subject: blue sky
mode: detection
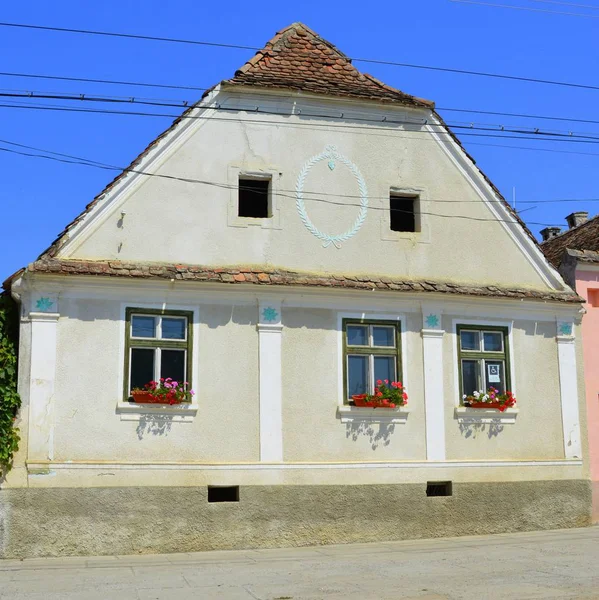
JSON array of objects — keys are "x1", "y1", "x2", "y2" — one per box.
[{"x1": 1, "y1": 0, "x2": 598, "y2": 278}]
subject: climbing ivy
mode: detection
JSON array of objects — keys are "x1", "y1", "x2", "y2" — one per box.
[{"x1": 0, "y1": 293, "x2": 21, "y2": 473}]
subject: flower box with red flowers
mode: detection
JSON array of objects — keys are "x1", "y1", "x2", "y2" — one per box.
[
  {"x1": 130, "y1": 379, "x2": 195, "y2": 405},
  {"x1": 351, "y1": 380, "x2": 408, "y2": 409},
  {"x1": 462, "y1": 388, "x2": 516, "y2": 413}
]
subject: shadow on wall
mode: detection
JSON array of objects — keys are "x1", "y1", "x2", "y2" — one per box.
[
  {"x1": 136, "y1": 414, "x2": 175, "y2": 439},
  {"x1": 459, "y1": 421, "x2": 504, "y2": 439},
  {"x1": 346, "y1": 421, "x2": 396, "y2": 450}
]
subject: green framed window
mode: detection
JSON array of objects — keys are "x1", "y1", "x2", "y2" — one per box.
[
  {"x1": 124, "y1": 308, "x2": 193, "y2": 400},
  {"x1": 457, "y1": 325, "x2": 510, "y2": 397},
  {"x1": 343, "y1": 319, "x2": 402, "y2": 403}
]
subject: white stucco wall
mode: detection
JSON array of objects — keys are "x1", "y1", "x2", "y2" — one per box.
[
  {"x1": 5, "y1": 277, "x2": 585, "y2": 491},
  {"x1": 51, "y1": 297, "x2": 260, "y2": 463},
  {"x1": 63, "y1": 90, "x2": 559, "y2": 292}
]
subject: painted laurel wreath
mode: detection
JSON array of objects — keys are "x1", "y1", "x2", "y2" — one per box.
[{"x1": 295, "y1": 145, "x2": 369, "y2": 248}]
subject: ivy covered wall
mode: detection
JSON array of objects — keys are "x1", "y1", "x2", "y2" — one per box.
[{"x1": 0, "y1": 293, "x2": 21, "y2": 473}]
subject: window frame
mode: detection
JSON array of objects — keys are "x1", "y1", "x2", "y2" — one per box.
[
  {"x1": 342, "y1": 318, "x2": 402, "y2": 404},
  {"x1": 389, "y1": 193, "x2": 419, "y2": 233},
  {"x1": 124, "y1": 307, "x2": 193, "y2": 401},
  {"x1": 456, "y1": 324, "x2": 511, "y2": 399},
  {"x1": 237, "y1": 175, "x2": 272, "y2": 219}
]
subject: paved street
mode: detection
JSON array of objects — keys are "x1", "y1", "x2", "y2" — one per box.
[{"x1": 1, "y1": 527, "x2": 598, "y2": 599}]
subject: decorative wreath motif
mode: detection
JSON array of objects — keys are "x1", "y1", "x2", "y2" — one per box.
[{"x1": 295, "y1": 145, "x2": 369, "y2": 248}]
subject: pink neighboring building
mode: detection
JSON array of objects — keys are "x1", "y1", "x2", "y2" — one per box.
[{"x1": 542, "y1": 212, "x2": 599, "y2": 522}]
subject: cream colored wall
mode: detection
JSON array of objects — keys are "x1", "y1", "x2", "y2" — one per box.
[
  {"x1": 281, "y1": 308, "x2": 426, "y2": 461},
  {"x1": 8, "y1": 278, "x2": 588, "y2": 487},
  {"x1": 443, "y1": 316, "x2": 565, "y2": 461},
  {"x1": 52, "y1": 297, "x2": 260, "y2": 463},
  {"x1": 66, "y1": 91, "x2": 556, "y2": 291}
]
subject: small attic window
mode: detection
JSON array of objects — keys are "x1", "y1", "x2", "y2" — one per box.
[
  {"x1": 390, "y1": 194, "x2": 418, "y2": 233},
  {"x1": 238, "y1": 177, "x2": 270, "y2": 218}
]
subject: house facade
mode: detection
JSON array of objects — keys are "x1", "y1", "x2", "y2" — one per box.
[
  {"x1": 541, "y1": 213, "x2": 599, "y2": 523},
  {"x1": 0, "y1": 23, "x2": 591, "y2": 558}
]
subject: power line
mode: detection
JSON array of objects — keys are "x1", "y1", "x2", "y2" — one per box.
[
  {"x1": 2, "y1": 97, "x2": 599, "y2": 149},
  {"x1": 531, "y1": 0, "x2": 599, "y2": 10},
  {"x1": 0, "y1": 71, "x2": 208, "y2": 92},
  {"x1": 2, "y1": 21, "x2": 599, "y2": 92},
  {"x1": 4, "y1": 89, "x2": 599, "y2": 141},
  {"x1": 2, "y1": 71, "x2": 599, "y2": 127},
  {"x1": 3, "y1": 136, "x2": 596, "y2": 223},
  {"x1": 450, "y1": 0, "x2": 599, "y2": 18},
  {"x1": 4, "y1": 90, "x2": 599, "y2": 142},
  {"x1": 1, "y1": 136, "x2": 589, "y2": 204},
  {"x1": 0, "y1": 142, "x2": 565, "y2": 227}
]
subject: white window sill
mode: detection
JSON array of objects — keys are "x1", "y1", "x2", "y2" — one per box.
[
  {"x1": 116, "y1": 401, "x2": 199, "y2": 423},
  {"x1": 454, "y1": 406, "x2": 519, "y2": 424},
  {"x1": 337, "y1": 405, "x2": 410, "y2": 424}
]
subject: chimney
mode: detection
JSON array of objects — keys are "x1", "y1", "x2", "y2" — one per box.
[
  {"x1": 540, "y1": 226, "x2": 561, "y2": 242},
  {"x1": 566, "y1": 211, "x2": 588, "y2": 229}
]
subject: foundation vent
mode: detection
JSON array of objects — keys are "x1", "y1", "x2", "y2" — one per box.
[
  {"x1": 426, "y1": 481, "x2": 453, "y2": 497},
  {"x1": 208, "y1": 486, "x2": 240, "y2": 503}
]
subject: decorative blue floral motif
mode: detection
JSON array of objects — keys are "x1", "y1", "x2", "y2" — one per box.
[
  {"x1": 559, "y1": 322, "x2": 573, "y2": 336},
  {"x1": 35, "y1": 297, "x2": 54, "y2": 312},
  {"x1": 425, "y1": 314, "x2": 439, "y2": 328},
  {"x1": 262, "y1": 307, "x2": 279, "y2": 323},
  {"x1": 328, "y1": 160, "x2": 336, "y2": 171}
]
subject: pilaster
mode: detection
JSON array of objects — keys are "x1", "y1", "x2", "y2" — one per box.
[
  {"x1": 421, "y1": 307, "x2": 446, "y2": 461},
  {"x1": 556, "y1": 320, "x2": 582, "y2": 459},
  {"x1": 257, "y1": 300, "x2": 283, "y2": 462},
  {"x1": 27, "y1": 293, "x2": 59, "y2": 462}
]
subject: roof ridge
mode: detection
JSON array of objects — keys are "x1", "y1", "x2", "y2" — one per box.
[{"x1": 227, "y1": 22, "x2": 433, "y2": 108}]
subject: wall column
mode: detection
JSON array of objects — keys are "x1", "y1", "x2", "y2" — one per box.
[
  {"x1": 27, "y1": 294, "x2": 59, "y2": 462},
  {"x1": 258, "y1": 300, "x2": 283, "y2": 462},
  {"x1": 421, "y1": 308, "x2": 446, "y2": 461},
  {"x1": 556, "y1": 320, "x2": 582, "y2": 459}
]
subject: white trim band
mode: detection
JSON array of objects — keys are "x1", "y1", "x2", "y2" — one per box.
[{"x1": 27, "y1": 459, "x2": 583, "y2": 471}]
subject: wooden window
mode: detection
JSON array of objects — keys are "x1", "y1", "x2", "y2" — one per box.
[
  {"x1": 587, "y1": 289, "x2": 599, "y2": 308},
  {"x1": 343, "y1": 319, "x2": 402, "y2": 404},
  {"x1": 238, "y1": 177, "x2": 270, "y2": 218},
  {"x1": 457, "y1": 325, "x2": 510, "y2": 397},
  {"x1": 390, "y1": 194, "x2": 417, "y2": 232},
  {"x1": 124, "y1": 308, "x2": 193, "y2": 400}
]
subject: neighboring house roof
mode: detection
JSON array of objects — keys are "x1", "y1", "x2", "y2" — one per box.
[
  {"x1": 226, "y1": 23, "x2": 434, "y2": 107},
  {"x1": 23, "y1": 259, "x2": 581, "y2": 303},
  {"x1": 3, "y1": 22, "x2": 549, "y2": 288},
  {"x1": 541, "y1": 215, "x2": 599, "y2": 267}
]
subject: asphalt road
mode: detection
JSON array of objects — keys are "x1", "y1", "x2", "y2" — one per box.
[{"x1": 1, "y1": 526, "x2": 598, "y2": 599}]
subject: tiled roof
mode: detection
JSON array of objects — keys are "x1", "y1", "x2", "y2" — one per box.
[
  {"x1": 226, "y1": 22, "x2": 434, "y2": 108},
  {"x1": 541, "y1": 214, "x2": 599, "y2": 267},
  {"x1": 23, "y1": 259, "x2": 581, "y2": 303}
]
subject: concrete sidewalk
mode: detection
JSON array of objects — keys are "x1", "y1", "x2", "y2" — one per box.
[{"x1": 1, "y1": 527, "x2": 598, "y2": 599}]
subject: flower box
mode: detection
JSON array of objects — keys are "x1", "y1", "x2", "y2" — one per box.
[
  {"x1": 131, "y1": 391, "x2": 181, "y2": 405},
  {"x1": 463, "y1": 388, "x2": 516, "y2": 413},
  {"x1": 467, "y1": 402, "x2": 502, "y2": 409},
  {"x1": 130, "y1": 379, "x2": 194, "y2": 405},
  {"x1": 352, "y1": 394, "x2": 397, "y2": 408}
]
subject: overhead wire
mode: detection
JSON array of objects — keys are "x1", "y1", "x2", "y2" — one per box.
[
  {"x1": 3, "y1": 89, "x2": 599, "y2": 142},
  {"x1": 450, "y1": 0, "x2": 599, "y2": 18},
  {"x1": 2, "y1": 21, "x2": 599, "y2": 92},
  {"x1": 0, "y1": 138, "x2": 584, "y2": 227},
  {"x1": 1, "y1": 72, "x2": 598, "y2": 127},
  {"x1": 2, "y1": 97, "x2": 599, "y2": 148}
]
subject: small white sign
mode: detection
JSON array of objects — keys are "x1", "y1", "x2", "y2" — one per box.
[{"x1": 488, "y1": 364, "x2": 500, "y2": 383}]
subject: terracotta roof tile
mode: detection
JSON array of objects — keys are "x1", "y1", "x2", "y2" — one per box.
[
  {"x1": 24, "y1": 259, "x2": 581, "y2": 303},
  {"x1": 541, "y1": 214, "x2": 599, "y2": 267},
  {"x1": 226, "y1": 22, "x2": 434, "y2": 108}
]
